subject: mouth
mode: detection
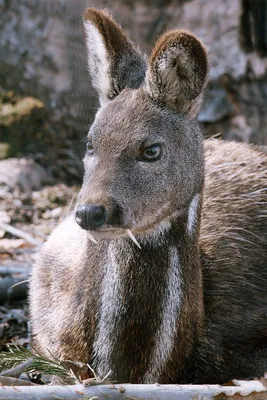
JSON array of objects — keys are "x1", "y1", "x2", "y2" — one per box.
[
  {"x1": 88, "y1": 227, "x2": 128, "y2": 239},
  {"x1": 86, "y1": 227, "x2": 142, "y2": 248},
  {"x1": 85, "y1": 209, "x2": 183, "y2": 248}
]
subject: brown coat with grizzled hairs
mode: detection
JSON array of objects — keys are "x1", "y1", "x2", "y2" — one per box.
[{"x1": 30, "y1": 8, "x2": 267, "y2": 384}]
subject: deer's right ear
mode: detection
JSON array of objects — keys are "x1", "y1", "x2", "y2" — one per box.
[
  {"x1": 146, "y1": 30, "x2": 208, "y2": 118},
  {"x1": 83, "y1": 8, "x2": 146, "y2": 105}
]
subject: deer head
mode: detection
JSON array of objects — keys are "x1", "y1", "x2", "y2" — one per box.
[{"x1": 75, "y1": 8, "x2": 208, "y2": 241}]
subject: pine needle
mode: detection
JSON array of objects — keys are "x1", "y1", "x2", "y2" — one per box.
[{"x1": 0, "y1": 343, "x2": 75, "y2": 382}]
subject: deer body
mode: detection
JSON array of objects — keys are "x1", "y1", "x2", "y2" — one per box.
[{"x1": 30, "y1": 9, "x2": 267, "y2": 384}]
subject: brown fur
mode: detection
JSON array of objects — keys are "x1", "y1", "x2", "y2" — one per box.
[
  {"x1": 84, "y1": 8, "x2": 131, "y2": 56},
  {"x1": 83, "y1": 8, "x2": 146, "y2": 103},
  {"x1": 30, "y1": 9, "x2": 267, "y2": 384},
  {"x1": 147, "y1": 29, "x2": 208, "y2": 117}
]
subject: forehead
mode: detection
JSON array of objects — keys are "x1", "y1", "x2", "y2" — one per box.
[{"x1": 90, "y1": 88, "x2": 181, "y2": 148}]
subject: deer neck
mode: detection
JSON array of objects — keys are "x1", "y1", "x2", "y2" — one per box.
[{"x1": 92, "y1": 193, "x2": 204, "y2": 383}]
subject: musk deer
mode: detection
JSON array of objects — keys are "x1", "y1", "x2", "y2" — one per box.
[{"x1": 30, "y1": 8, "x2": 267, "y2": 384}]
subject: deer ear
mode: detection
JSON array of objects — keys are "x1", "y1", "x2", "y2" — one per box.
[
  {"x1": 83, "y1": 8, "x2": 146, "y2": 105},
  {"x1": 146, "y1": 30, "x2": 208, "y2": 118}
]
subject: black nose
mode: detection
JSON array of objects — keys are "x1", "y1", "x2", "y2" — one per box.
[{"x1": 75, "y1": 204, "x2": 107, "y2": 231}]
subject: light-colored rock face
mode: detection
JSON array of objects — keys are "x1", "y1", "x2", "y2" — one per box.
[
  {"x1": 0, "y1": 158, "x2": 47, "y2": 196},
  {"x1": 178, "y1": 1, "x2": 247, "y2": 80},
  {"x1": 175, "y1": 0, "x2": 267, "y2": 80}
]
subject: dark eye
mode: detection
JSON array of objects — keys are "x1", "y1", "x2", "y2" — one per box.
[
  {"x1": 86, "y1": 137, "x2": 94, "y2": 156},
  {"x1": 139, "y1": 143, "x2": 162, "y2": 162}
]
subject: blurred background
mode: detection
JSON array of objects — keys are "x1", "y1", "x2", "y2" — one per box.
[
  {"x1": 0, "y1": 0, "x2": 267, "y2": 347},
  {"x1": 1, "y1": 0, "x2": 267, "y2": 182}
]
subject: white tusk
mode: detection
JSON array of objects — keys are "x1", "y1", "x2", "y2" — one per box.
[
  {"x1": 88, "y1": 232, "x2": 98, "y2": 244},
  {"x1": 126, "y1": 229, "x2": 141, "y2": 249}
]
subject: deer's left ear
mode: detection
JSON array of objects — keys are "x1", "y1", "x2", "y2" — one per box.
[
  {"x1": 146, "y1": 30, "x2": 208, "y2": 118},
  {"x1": 83, "y1": 8, "x2": 146, "y2": 105}
]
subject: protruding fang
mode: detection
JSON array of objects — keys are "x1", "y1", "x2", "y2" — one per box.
[
  {"x1": 126, "y1": 229, "x2": 141, "y2": 249},
  {"x1": 88, "y1": 232, "x2": 98, "y2": 244}
]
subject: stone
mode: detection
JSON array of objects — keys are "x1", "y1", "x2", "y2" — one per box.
[{"x1": 0, "y1": 158, "x2": 48, "y2": 196}]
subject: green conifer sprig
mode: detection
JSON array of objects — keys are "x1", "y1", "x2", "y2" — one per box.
[{"x1": 0, "y1": 343, "x2": 74, "y2": 381}]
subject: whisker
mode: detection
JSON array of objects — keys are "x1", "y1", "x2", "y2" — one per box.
[
  {"x1": 67, "y1": 194, "x2": 76, "y2": 217},
  {"x1": 11, "y1": 279, "x2": 29, "y2": 288}
]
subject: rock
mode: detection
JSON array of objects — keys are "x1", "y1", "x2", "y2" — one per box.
[
  {"x1": 0, "y1": 211, "x2": 10, "y2": 238},
  {"x1": 198, "y1": 87, "x2": 233, "y2": 124},
  {"x1": 0, "y1": 158, "x2": 48, "y2": 196}
]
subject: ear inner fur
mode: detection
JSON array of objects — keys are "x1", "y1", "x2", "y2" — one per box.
[
  {"x1": 146, "y1": 30, "x2": 208, "y2": 117},
  {"x1": 84, "y1": 9, "x2": 132, "y2": 58},
  {"x1": 83, "y1": 8, "x2": 146, "y2": 102}
]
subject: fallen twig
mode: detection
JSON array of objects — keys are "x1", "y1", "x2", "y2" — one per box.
[
  {"x1": 0, "y1": 359, "x2": 34, "y2": 378},
  {"x1": 0, "y1": 222, "x2": 42, "y2": 247},
  {"x1": 0, "y1": 376, "x2": 35, "y2": 387},
  {"x1": 10, "y1": 248, "x2": 37, "y2": 255},
  {"x1": 1, "y1": 380, "x2": 267, "y2": 400}
]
